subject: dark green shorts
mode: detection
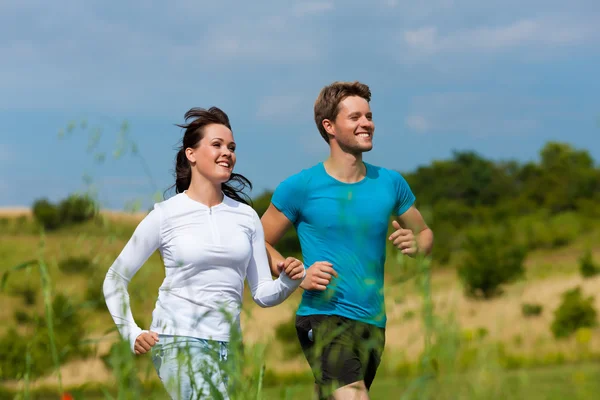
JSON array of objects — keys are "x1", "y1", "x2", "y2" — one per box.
[{"x1": 296, "y1": 314, "x2": 385, "y2": 399}]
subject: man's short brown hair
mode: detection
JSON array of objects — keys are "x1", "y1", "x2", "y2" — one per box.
[{"x1": 314, "y1": 81, "x2": 372, "y2": 143}]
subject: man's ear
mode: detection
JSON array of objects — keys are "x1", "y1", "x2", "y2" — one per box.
[{"x1": 322, "y1": 119, "x2": 335, "y2": 138}]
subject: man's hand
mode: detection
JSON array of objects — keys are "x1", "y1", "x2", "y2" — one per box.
[
  {"x1": 299, "y1": 261, "x2": 338, "y2": 291},
  {"x1": 389, "y1": 220, "x2": 418, "y2": 256},
  {"x1": 134, "y1": 331, "x2": 159, "y2": 355},
  {"x1": 277, "y1": 257, "x2": 305, "y2": 280}
]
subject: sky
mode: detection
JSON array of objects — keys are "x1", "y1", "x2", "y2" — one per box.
[{"x1": 1, "y1": 0, "x2": 599, "y2": 210}]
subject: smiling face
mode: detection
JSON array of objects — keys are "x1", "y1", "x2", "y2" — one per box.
[
  {"x1": 323, "y1": 95, "x2": 375, "y2": 154},
  {"x1": 185, "y1": 123, "x2": 236, "y2": 185}
]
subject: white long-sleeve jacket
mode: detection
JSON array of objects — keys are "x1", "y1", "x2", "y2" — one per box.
[{"x1": 103, "y1": 192, "x2": 302, "y2": 352}]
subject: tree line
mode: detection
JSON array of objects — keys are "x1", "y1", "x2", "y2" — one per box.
[{"x1": 250, "y1": 141, "x2": 600, "y2": 266}]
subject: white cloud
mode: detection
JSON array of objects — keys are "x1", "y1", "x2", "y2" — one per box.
[
  {"x1": 293, "y1": 1, "x2": 335, "y2": 16},
  {"x1": 298, "y1": 134, "x2": 330, "y2": 156},
  {"x1": 402, "y1": 16, "x2": 599, "y2": 57},
  {"x1": 98, "y1": 176, "x2": 151, "y2": 188},
  {"x1": 0, "y1": 144, "x2": 15, "y2": 163},
  {"x1": 256, "y1": 95, "x2": 310, "y2": 120},
  {"x1": 404, "y1": 92, "x2": 552, "y2": 137},
  {"x1": 0, "y1": 2, "x2": 323, "y2": 112},
  {"x1": 405, "y1": 115, "x2": 430, "y2": 133}
]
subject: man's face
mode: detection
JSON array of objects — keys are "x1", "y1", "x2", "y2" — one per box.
[{"x1": 327, "y1": 96, "x2": 374, "y2": 154}]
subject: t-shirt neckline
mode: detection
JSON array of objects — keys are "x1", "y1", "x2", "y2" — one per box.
[
  {"x1": 181, "y1": 191, "x2": 229, "y2": 210},
  {"x1": 319, "y1": 162, "x2": 369, "y2": 186}
]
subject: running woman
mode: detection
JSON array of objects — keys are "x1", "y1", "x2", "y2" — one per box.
[
  {"x1": 261, "y1": 82, "x2": 434, "y2": 399},
  {"x1": 103, "y1": 107, "x2": 305, "y2": 400}
]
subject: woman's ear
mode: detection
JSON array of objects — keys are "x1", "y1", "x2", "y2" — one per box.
[{"x1": 185, "y1": 147, "x2": 196, "y2": 163}]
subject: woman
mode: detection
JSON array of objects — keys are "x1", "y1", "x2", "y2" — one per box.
[{"x1": 103, "y1": 107, "x2": 305, "y2": 399}]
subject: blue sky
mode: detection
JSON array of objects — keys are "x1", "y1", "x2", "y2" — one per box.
[{"x1": 1, "y1": 0, "x2": 599, "y2": 210}]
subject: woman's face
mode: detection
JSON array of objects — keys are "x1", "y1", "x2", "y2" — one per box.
[{"x1": 186, "y1": 123, "x2": 236, "y2": 185}]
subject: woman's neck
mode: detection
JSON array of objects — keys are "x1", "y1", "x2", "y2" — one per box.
[{"x1": 184, "y1": 175, "x2": 223, "y2": 207}]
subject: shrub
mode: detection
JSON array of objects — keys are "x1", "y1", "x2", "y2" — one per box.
[
  {"x1": 551, "y1": 287, "x2": 597, "y2": 339},
  {"x1": 32, "y1": 198, "x2": 61, "y2": 230},
  {"x1": 8, "y1": 281, "x2": 39, "y2": 306},
  {"x1": 522, "y1": 303, "x2": 543, "y2": 317},
  {"x1": 58, "y1": 194, "x2": 97, "y2": 224},
  {"x1": 274, "y1": 314, "x2": 302, "y2": 358},
  {"x1": 58, "y1": 256, "x2": 94, "y2": 275},
  {"x1": 0, "y1": 292, "x2": 90, "y2": 379},
  {"x1": 85, "y1": 272, "x2": 106, "y2": 311},
  {"x1": 100, "y1": 340, "x2": 143, "y2": 391},
  {"x1": 579, "y1": 249, "x2": 599, "y2": 278},
  {"x1": 457, "y1": 226, "x2": 527, "y2": 299},
  {"x1": 13, "y1": 309, "x2": 31, "y2": 324},
  {"x1": 403, "y1": 310, "x2": 416, "y2": 321},
  {"x1": 31, "y1": 194, "x2": 97, "y2": 231}
]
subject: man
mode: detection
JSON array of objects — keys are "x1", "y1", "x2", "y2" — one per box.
[{"x1": 261, "y1": 81, "x2": 433, "y2": 399}]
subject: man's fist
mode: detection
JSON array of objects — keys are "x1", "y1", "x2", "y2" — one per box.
[
  {"x1": 300, "y1": 261, "x2": 338, "y2": 291},
  {"x1": 134, "y1": 331, "x2": 159, "y2": 355},
  {"x1": 389, "y1": 220, "x2": 417, "y2": 256}
]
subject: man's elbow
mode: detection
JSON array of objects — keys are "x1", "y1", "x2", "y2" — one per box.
[{"x1": 419, "y1": 227, "x2": 434, "y2": 255}]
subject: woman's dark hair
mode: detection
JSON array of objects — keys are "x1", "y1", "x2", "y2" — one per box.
[{"x1": 166, "y1": 107, "x2": 252, "y2": 205}]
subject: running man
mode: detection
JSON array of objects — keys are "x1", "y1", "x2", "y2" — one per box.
[{"x1": 261, "y1": 81, "x2": 434, "y2": 399}]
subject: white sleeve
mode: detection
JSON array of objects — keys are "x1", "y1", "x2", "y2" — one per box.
[
  {"x1": 103, "y1": 207, "x2": 161, "y2": 353},
  {"x1": 246, "y1": 211, "x2": 304, "y2": 308}
]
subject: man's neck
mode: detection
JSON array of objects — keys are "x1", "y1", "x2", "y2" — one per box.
[{"x1": 323, "y1": 145, "x2": 366, "y2": 183}]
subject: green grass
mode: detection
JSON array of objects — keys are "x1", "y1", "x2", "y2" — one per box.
[
  {"x1": 3, "y1": 363, "x2": 597, "y2": 399},
  {"x1": 1, "y1": 211, "x2": 600, "y2": 399},
  {"x1": 262, "y1": 363, "x2": 600, "y2": 400}
]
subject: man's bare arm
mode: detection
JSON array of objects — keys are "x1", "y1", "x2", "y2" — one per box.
[{"x1": 261, "y1": 203, "x2": 293, "y2": 277}]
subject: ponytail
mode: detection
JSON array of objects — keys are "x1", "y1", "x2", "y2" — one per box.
[{"x1": 175, "y1": 148, "x2": 191, "y2": 193}]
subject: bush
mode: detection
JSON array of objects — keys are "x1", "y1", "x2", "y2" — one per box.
[
  {"x1": 58, "y1": 256, "x2": 94, "y2": 275},
  {"x1": 551, "y1": 287, "x2": 597, "y2": 339},
  {"x1": 522, "y1": 303, "x2": 543, "y2": 317},
  {"x1": 518, "y1": 211, "x2": 583, "y2": 251},
  {"x1": 31, "y1": 194, "x2": 97, "y2": 231},
  {"x1": 13, "y1": 309, "x2": 31, "y2": 324},
  {"x1": 58, "y1": 194, "x2": 97, "y2": 224},
  {"x1": 100, "y1": 340, "x2": 143, "y2": 391},
  {"x1": 457, "y1": 226, "x2": 527, "y2": 299},
  {"x1": 32, "y1": 198, "x2": 61, "y2": 230},
  {"x1": 0, "y1": 292, "x2": 90, "y2": 379},
  {"x1": 274, "y1": 314, "x2": 302, "y2": 358},
  {"x1": 85, "y1": 272, "x2": 106, "y2": 311},
  {"x1": 8, "y1": 281, "x2": 39, "y2": 306},
  {"x1": 579, "y1": 249, "x2": 599, "y2": 278}
]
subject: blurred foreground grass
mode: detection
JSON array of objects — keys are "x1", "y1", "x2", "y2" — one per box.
[{"x1": 1, "y1": 363, "x2": 599, "y2": 399}]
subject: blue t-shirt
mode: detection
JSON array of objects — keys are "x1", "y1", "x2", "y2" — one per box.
[{"x1": 271, "y1": 162, "x2": 415, "y2": 328}]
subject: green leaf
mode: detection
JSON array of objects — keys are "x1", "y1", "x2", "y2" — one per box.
[{"x1": 1, "y1": 260, "x2": 38, "y2": 291}]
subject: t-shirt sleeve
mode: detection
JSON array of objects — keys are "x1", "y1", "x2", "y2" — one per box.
[
  {"x1": 392, "y1": 171, "x2": 416, "y2": 216},
  {"x1": 270, "y1": 172, "x2": 305, "y2": 224}
]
